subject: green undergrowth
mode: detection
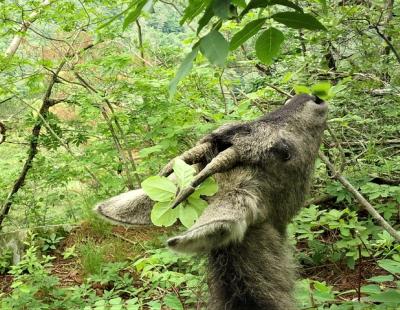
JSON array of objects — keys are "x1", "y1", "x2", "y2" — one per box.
[
  {"x1": 1, "y1": 205, "x2": 399, "y2": 310},
  {"x1": 0, "y1": 221, "x2": 208, "y2": 310}
]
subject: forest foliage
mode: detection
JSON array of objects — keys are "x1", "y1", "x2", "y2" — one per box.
[{"x1": 0, "y1": 0, "x2": 399, "y2": 309}]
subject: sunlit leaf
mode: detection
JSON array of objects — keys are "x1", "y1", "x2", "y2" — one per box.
[
  {"x1": 151, "y1": 201, "x2": 178, "y2": 226},
  {"x1": 173, "y1": 158, "x2": 196, "y2": 188},
  {"x1": 141, "y1": 176, "x2": 177, "y2": 202},
  {"x1": 187, "y1": 196, "x2": 208, "y2": 216},
  {"x1": 294, "y1": 85, "x2": 311, "y2": 94},
  {"x1": 178, "y1": 204, "x2": 198, "y2": 228},
  {"x1": 196, "y1": 177, "x2": 218, "y2": 196},
  {"x1": 311, "y1": 81, "x2": 331, "y2": 99}
]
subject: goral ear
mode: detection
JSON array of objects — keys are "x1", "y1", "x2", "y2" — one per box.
[
  {"x1": 94, "y1": 189, "x2": 153, "y2": 226},
  {"x1": 167, "y1": 192, "x2": 260, "y2": 253}
]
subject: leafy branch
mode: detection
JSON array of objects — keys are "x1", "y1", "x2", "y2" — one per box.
[{"x1": 142, "y1": 159, "x2": 218, "y2": 228}]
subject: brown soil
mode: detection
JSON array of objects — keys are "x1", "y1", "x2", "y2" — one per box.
[
  {"x1": 51, "y1": 253, "x2": 83, "y2": 288},
  {"x1": 0, "y1": 275, "x2": 13, "y2": 294},
  {"x1": 301, "y1": 258, "x2": 397, "y2": 301}
]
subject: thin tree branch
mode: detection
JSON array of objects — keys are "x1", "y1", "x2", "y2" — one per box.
[
  {"x1": 371, "y1": 25, "x2": 400, "y2": 65},
  {"x1": 4, "y1": 0, "x2": 53, "y2": 57},
  {"x1": 0, "y1": 96, "x2": 15, "y2": 105},
  {"x1": 218, "y1": 69, "x2": 227, "y2": 114},
  {"x1": 0, "y1": 121, "x2": 6, "y2": 144},
  {"x1": 135, "y1": 19, "x2": 145, "y2": 65},
  {"x1": 0, "y1": 58, "x2": 66, "y2": 227},
  {"x1": 254, "y1": 64, "x2": 293, "y2": 97},
  {"x1": 0, "y1": 37, "x2": 100, "y2": 228},
  {"x1": 73, "y1": 72, "x2": 141, "y2": 188}
]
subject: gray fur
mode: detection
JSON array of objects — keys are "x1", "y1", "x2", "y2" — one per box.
[
  {"x1": 95, "y1": 189, "x2": 152, "y2": 226},
  {"x1": 95, "y1": 94, "x2": 328, "y2": 310}
]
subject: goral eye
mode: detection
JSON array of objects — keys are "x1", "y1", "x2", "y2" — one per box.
[{"x1": 271, "y1": 140, "x2": 292, "y2": 161}]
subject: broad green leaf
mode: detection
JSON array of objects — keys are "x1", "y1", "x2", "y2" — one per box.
[
  {"x1": 378, "y1": 259, "x2": 400, "y2": 275},
  {"x1": 95, "y1": 300, "x2": 106, "y2": 306},
  {"x1": 313, "y1": 281, "x2": 331, "y2": 293},
  {"x1": 255, "y1": 27, "x2": 284, "y2": 65},
  {"x1": 272, "y1": 12, "x2": 327, "y2": 31},
  {"x1": 213, "y1": 0, "x2": 231, "y2": 19},
  {"x1": 151, "y1": 202, "x2": 178, "y2": 226},
  {"x1": 173, "y1": 158, "x2": 196, "y2": 188},
  {"x1": 181, "y1": 0, "x2": 212, "y2": 24},
  {"x1": 240, "y1": 0, "x2": 302, "y2": 17},
  {"x1": 367, "y1": 275, "x2": 394, "y2": 283},
  {"x1": 197, "y1": 4, "x2": 214, "y2": 34},
  {"x1": 200, "y1": 30, "x2": 229, "y2": 67},
  {"x1": 196, "y1": 177, "x2": 218, "y2": 196},
  {"x1": 147, "y1": 301, "x2": 162, "y2": 310},
  {"x1": 229, "y1": 18, "x2": 267, "y2": 51},
  {"x1": 294, "y1": 279, "x2": 312, "y2": 308},
  {"x1": 126, "y1": 298, "x2": 139, "y2": 305},
  {"x1": 368, "y1": 289, "x2": 400, "y2": 303},
  {"x1": 178, "y1": 204, "x2": 198, "y2": 228},
  {"x1": 282, "y1": 71, "x2": 293, "y2": 83},
  {"x1": 187, "y1": 196, "x2": 208, "y2": 216},
  {"x1": 123, "y1": 0, "x2": 148, "y2": 30},
  {"x1": 141, "y1": 176, "x2": 177, "y2": 202},
  {"x1": 294, "y1": 85, "x2": 311, "y2": 94},
  {"x1": 361, "y1": 284, "x2": 381, "y2": 294},
  {"x1": 312, "y1": 281, "x2": 335, "y2": 302},
  {"x1": 169, "y1": 46, "x2": 199, "y2": 98},
  {"x1": 109, "y1": 297, "x2": 122, "y2": 305},
  {"x1": 311, "y1": 82, "x2": 331, "y2": 99},
  {"x1": 163, "y1": 294, "x2": 183, "y2": 310}
]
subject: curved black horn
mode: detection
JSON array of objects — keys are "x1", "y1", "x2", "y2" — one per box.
[{"x1": 171, "y1": 147, "x2": 239, "y2": 208}]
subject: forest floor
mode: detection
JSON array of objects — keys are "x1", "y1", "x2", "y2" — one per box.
[{"x1": 0, "y1": 222, "x2": 394, "y2": 304}]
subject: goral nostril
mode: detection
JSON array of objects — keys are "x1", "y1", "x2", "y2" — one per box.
[
  {"x1": 167, "y1": 238, "x2": 179, "y2": 247},
  {"x1": 314, "y1": 96, "x2": 324, "y2": 104}
]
